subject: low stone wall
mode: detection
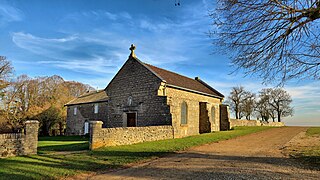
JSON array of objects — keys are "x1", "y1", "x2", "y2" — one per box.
[
  {"x1": 261, "y1": 122, "x2": 285, "y2": 127},
  {"x1": 229, "y1": 119, "x2": 284, "y2": 128},
  {"x1": 89, "y1": 121, "x2": 174, "y2": 149},
  {"x1": 0, "y1": 121, "x2": 39, "y2": 158}
]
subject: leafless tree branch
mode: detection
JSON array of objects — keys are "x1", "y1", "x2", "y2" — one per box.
[{"x1": 211, "y1": 0, "x2": 320, "y2": 84}]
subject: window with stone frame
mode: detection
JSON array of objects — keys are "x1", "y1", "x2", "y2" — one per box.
[
  {"x1": 94, "y1": 103, "x2": 99, "y2": 114},
  {"x1": 181, "y1": 101, "x2": 188, "y2": 125},
  {"x1": 73, "y1": 107, "x2": 77, "y2": 115},
  {"x1": 211, "y1": 106, "x2": 215, "y2": 123}
]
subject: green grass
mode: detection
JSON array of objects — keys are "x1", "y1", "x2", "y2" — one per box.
[
  {"x1": 38, "y1": 136, "x2": 89, "y2": 154},
  {"x1": 292, "y1": 127, "x2": 320, "y2": 169},
  {"x1": 0, "y1": 126, "x2": 274, "y2": 180},
  {"x1": 306, "y1": 127, "x2": 320, "y2": 136}
]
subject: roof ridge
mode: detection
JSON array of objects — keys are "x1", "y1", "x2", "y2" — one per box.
[
  {"x1": 143, "y1": 62, "x2": 224, "y2": 99},
  {"x1": 143, "y1": 63, "x2": 199, "y2": 83},
  {"x1": 78, "y1": 89, "x2": 105, "y2": 98}
]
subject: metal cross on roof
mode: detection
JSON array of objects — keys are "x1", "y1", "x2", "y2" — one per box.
[{"x1": 129, "y1": 44, "x2": 136, "y2": 57}]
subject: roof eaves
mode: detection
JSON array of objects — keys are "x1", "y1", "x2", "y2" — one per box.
[
  {"x1": 64, "y1": 99, "x2": 109, "y2": 107},
  {"x1": 166, "y1": 84, "x2": 224, "y2": 99},
  {"x1": 195, "y1": 77, "x2": 225, "y2": 98}
]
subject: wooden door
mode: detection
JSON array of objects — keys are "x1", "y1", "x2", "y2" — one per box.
[{"x1": 127, "y1": 113, "x2": 136, "y2": 127}]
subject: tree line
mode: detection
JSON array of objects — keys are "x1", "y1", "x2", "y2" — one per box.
[
  {"x1": 0, "y1": 56, "x2": 93, "y2": 135},
  {"x1": 227, "y1": 86, "x2": 293, "y2": 122}
]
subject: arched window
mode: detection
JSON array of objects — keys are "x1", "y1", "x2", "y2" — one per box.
[
  {"x1": 73, "y1": 107, "x2": 77, "y2": 115},
  {"x1": 84, "y1": 121, "x2": 89, "y2": 135},
  {"x1": 128, "y1": 96, "x2": 133, "y2": 106},
  {"x1": 211, "y1": 106, "x2": 215, "y2": 123},
  {"x1": 94, "y1": 103, "x2": 99, "y2": 114},
  {"x1": 181, "y1": 101, "x2": 188, "y2": 124}
]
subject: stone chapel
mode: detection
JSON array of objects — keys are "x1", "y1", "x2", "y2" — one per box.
[{"x1": 65, "y1": 45, "x2": 230, "y2": 138}]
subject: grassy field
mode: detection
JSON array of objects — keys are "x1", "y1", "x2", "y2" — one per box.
[
  {"x1": 306, "y1": 127, "x2": 320, "y2": 136},
  {"x1": 295, "y1": 127, "x2": 320, "y2": 168},
  {"x1": 0, "y1": 126, "x2": 273, "y2": 180}
]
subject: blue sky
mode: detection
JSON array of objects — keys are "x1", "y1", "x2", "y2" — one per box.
[{"x1": 0, "y1": 0, "x2": 319, "y2": 126}]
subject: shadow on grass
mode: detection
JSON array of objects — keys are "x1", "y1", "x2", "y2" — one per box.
[
  {"x1": 38, "y1": 135, "x2": 89, "y2": 153},
  {"x1": 38, "y1": 142, "x2": 89, "y2": 153},
  {"x1": 39, "y1": 135, "x2": 89, "y2": 141},
  {"x1": 0, "y1": 153, "x2": 120, "y2": 180},
  {"x1": 1, "y1": 149, "x2": 319, "y2": 179},
  {"x1": 293, "y1": 156, "x2": 320, "y2": 170}
]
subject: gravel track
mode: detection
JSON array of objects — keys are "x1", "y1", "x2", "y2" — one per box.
[{"x1": 88, "y1": 127, "x2": 319, "y2": 180}]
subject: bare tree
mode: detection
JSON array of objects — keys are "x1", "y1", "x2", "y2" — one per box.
[
  {"x1": 260, "y1": 88, "x2": 293, "y2": 122},
  {"x1": 211, "y1": 0, "x2": 320, "y2": 83},
  {"x1": 241, "y1": 91, "x2": 256, "y2": 120},
  {"x1": 255, "y1": 98, "x2": 270, "y2": 122},
  {"x1": 0, "y1": 56, "x2": 13, "y2": 97},
  {"x1": 256, "y1": 91, "x2": 275, "y2": 122},
  {"x1": 228, "y1": 86, "x2": 246, "y2": 119}
]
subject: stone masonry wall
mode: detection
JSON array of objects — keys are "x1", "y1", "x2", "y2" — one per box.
[
  {"x1": 261, "y1": 122, "x2": 285, "y2": 127},
  {"x1": 165, "y1": 87, "x2": 222, "y2": 138},
  {"x1": 219, "y1": 104, "x2": 230, "y2": 131},
  {"x1": 66, "y1": 102, "x2": 108, "y2": 135},
  {"x1": 89, "y1": 121, "x2": 174, "y2": 149},
  {"x1": 105, "y1": 57, "x2": 171, "y2": 127},
  {"x1": 0, "y1": 120, "x2": 39, "y2": 158},
  {"x1": 229, "y1": 119, "x2": 285, "y2": 128}
]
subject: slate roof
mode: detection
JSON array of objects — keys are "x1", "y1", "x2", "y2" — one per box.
[
  {"x1": 143, "y1": 63, "x2": 224, "y2": 98},
  {"x1": 65, "y1": 90, "x2": 108, "y2": 106}
]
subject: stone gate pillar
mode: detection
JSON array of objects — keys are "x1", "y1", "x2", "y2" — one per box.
[
  {"x1": 24, "y1": 120, "x2": 39, "y2": 155},
  {"x1": 89, "y1": 121, "x2": 103, "y2": 150}
]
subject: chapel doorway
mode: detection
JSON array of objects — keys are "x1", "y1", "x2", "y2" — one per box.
[{"x1": 127, "y1": 113, "x2": 137, "y2": 127}]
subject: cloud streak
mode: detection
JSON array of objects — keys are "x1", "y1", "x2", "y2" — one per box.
[
  {"x1": 12, "y1": 4, "x2": 214, "y2": 76},
  {"x1": 12, "y1": 32, "x2": 126, "y2": 75},
  {"x1": 0, "y1": 2, "x2": 24, "y2": 26}
]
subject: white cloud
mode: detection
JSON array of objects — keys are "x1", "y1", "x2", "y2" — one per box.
[
  {"x1": 11, "y1": 3, "x2": 214, "y2": 73},
  {"x1": 286, "y1": 82, "x2": 320, "y2": 99},
  {"x1": 37, "y1": 58, "x2": 117, "y2": 75},
  {"x1": 63, "y1": 10, "x2": 132, "y2": 23},
  {"x1": 0, "y1": 2, "x2": 24, "y2": 26},
  {"x1": 12, "y1": 32, "x2": 125, "y2": 75}
]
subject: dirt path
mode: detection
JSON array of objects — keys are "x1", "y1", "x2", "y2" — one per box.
[{"x1": 89, "y1": 127, "x2": 320, "y2": 180}]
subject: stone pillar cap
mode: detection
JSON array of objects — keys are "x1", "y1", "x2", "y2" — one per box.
[
  {"x1": 90, "y1": 121, "x2": 104, "y2": 124},
  {"x1": 25, "y1": 120, "x2": 39, "y2": 124}
]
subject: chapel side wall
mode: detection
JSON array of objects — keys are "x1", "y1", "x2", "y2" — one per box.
[
  {"x1": 66, "y1": 102, "x2": 108, "y2": 135},
  {"x1": 106, "y1": 58, "x2": 171, "y2": 127},
  {"x1": 166, "y1": 87, "x2": 222, "y2": 138}
]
